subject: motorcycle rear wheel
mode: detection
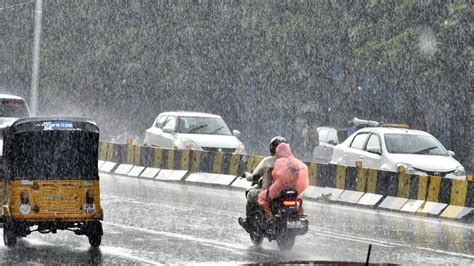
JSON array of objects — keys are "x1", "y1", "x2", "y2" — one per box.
[{"x1": 277, "y1": 234, "x2": 295, "y2": 251}]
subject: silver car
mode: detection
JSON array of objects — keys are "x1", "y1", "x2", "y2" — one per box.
[{"x1": 143, "y1": 111, "x2": 246, "y2": 154}]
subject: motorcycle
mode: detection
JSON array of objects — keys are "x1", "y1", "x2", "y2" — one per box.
[{"x1": 241, "y1": 173, "x2": 309, "y2": 251}]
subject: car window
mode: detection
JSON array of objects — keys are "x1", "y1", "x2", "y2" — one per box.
[
  {"x1": 350, "y1": 133, "x2": 369, "y2": 150},
  {"x1": 327, "y1": 130, "x2": 338, "y2": 145},
  {"x1": 162, "y1": 116, "x2": 176, "y2": 131},
  {"x1": 155, "y1": 116, "x2": 167, "y2": 128},
  {"x1": 318, "y1": 129, "x2": 329, "y2": 143},
  {"x1": 365, "y1": 134, "x2": 381, "y2": 150}
]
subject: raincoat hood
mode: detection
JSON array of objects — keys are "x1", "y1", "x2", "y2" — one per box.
[{"x1": 275, "y1": 143, "x2": 293, "y2": 158}]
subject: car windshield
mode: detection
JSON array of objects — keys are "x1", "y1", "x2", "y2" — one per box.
[
  {"x1": 384, "y1": 134, "x2": 448, "y2": 156},
  {"x1": 0, "y1": 99, "x2": 30, "y2": 117},
  {"x1": 177, "y1": 116, "x2": 232, "y2": 135}
]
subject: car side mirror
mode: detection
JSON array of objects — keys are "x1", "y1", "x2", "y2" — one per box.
[
  {"x1": 448, "y1": 150, "x2": 455, "y2": 157},
  {"x1": 367, "y1": 146, "x2": 382, "y2": 155},
  {"x1": 232, "y1": 130, "x2": 241, "y2": 138},
  {"x1": 162, "y1": 127, "x2": 174, "y2": 134},
  {"x1": 328, "y1": 140, "x2": 337, "y2": 146}
]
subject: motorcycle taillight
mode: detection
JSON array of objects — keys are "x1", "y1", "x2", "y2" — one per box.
[{"x1": 282, "y1": 199, "x2": 297, "y2": 207}]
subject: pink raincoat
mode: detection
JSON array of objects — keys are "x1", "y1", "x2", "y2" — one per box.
[{"x1": 258, "y1": 143, "x2": 309, "y2": 207}]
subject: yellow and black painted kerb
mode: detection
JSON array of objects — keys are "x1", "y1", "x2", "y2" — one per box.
[
  {"x1": 396, "y1": 173, "x2": 426, "y2": 200},
  {"x1": 246, "y1": 155, "x2": 264, "y2": 172},
  {"x1": 111, "y1": 143, "x2": 128, "y2": 164},
  {"x1": 316, "y1": 164, "x2": 337, "y2": 187},
  {"x1": 464, "y1": 181, "x2": 474, "y2": 207},
  {"x1": 139, "y1": 146, "x2": 156, "y2": 167},
  {"x1": 98, "y1": 141, "x2": 107, "y2": 161},
  {"x1": 374, "y1": 171, "x2": 399, "y2": 196},
  {"x1": 304, "y1": 162, "x2": 318, "y2": 186},
  {"x1": 342, "y1": 166, "x2": 358, "y2": 191},
  {"x1": 126, "y1": 144, "x2": 141, "y2": 165},
  {"x1": 236, "y1": 155, "x2": 250, "y2": 177},
  {"x1": 228, "y1": 153, "x2": 242, "y2": 176},
  {"x1": 355, "y1": 167, "x2": 367, "y2": 192},
  {"x1": 100, "y1": 141, "x2": 113, "y2": 161},
  {"x1": 100, "y1": 141, "x2": 474, "y2": 208},
  {"x1": 199, "y1": 151, "x2": 215, "y2": 173},
  {"x1": 212, "y1": 152, "x2": 225, "y2": 174},
  {"x1": 190, "y1": 150, "x2": 202, "y2": 172}
]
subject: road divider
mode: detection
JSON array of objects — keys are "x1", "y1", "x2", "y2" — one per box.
[{"x1": 98, "y1": 141, "x2": 474, "y2": 222}]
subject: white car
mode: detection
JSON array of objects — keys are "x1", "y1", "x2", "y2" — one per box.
[
  {"x1": 0, "y1": 94, "x2": 31, "y2": 125},
  {"x1": 143, "y1": 111, "x2": 246, "y2": 154},
  {"x1": 330, "y1": 127, "x2": 466, "y2": 180},
  {"x1": 0, "y1": 94, "x2": 31, "y2": 156}
]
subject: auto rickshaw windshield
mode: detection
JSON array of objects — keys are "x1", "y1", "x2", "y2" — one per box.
[{"x1": 7, "y1": 130, "x2": 99, "y2": 180}]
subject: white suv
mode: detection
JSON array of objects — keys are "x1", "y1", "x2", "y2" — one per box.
[
  {"x1": 331, "y1": 127, "x2": 466, "y2": 180},
  {"x1": 143, "y1": 111, "x2": 246, "y2": 154}
]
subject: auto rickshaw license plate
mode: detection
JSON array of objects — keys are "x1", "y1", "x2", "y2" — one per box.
[
  {"x1": 83, "y1": 204, "x2": 96, "y2": 214},
  {"x1": 287, "y1": 221, "x2": 304, "y2": 229}
]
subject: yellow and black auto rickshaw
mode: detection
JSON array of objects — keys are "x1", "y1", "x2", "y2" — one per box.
[{"x1": 0, "y1": 117, "x2": 103, "y2": 247}]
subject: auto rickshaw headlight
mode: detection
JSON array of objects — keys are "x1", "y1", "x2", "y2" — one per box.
[{"x1": 86, "y1": 190, "x2": 94, "y2": 204}]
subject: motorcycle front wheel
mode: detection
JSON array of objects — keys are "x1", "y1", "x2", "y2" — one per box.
[{"x1": 249, "y1": 231, "x2": 263, "y2": 246}]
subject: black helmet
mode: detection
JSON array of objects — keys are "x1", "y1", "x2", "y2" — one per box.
[{"x1": 270, "y1": 136, "x2": 287, "y2": 156}]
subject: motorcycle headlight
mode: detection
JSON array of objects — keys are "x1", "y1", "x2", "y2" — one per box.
[
  {"x1": 181, "y1": 139, "x2": 201, "y2": 150},
  {"x1": 235, "y1": 142, "x2": 246, "y2": 154},
  {"x1": 453, "y1": 166, "x2": 466, "y2": 177},
  {"x1": 396, "y1": 163, "x2": 417, "y2": 174}
]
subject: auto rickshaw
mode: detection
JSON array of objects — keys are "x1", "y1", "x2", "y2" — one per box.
[{"x1": 0, "y1": 117, "x2": 103, "y2": 247}]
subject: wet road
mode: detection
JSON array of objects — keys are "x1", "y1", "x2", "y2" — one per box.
[{"x1": 1, "y1": 173, "x2": 473, "y2": 265}]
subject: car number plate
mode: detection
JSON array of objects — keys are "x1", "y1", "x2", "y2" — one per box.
[{"x1": 287, "y1": 220, "x2": 304, "y2": 229}]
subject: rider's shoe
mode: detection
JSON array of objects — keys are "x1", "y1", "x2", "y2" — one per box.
[{"x1": 238, "y1": 217, "x2": 251, "y2": 233}]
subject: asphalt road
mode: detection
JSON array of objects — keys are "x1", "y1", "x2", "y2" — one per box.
[{"x1": 1, "y1": 173, "x2": 473, "y2": 265}]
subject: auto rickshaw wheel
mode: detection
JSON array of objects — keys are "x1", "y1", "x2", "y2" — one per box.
[
  {"x1": 88, "y1": 233, "x2": 101, "y2": 247},
  {"x1": 86, "y1": 222, "x2": 102, "y2": 247},
  {"x1": 3, "y1": 223, "x2": 17, "y2": 248}
]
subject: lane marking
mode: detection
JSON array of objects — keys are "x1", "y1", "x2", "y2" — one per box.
[
  {"x1": 309, "y1": 226, "x2": 474, "y2": 260},
  {"x1": 310, "y1": 231, "x2": 393, "y2": 248},
  {"x1": 98, "y1": 246, "x2": 162, "y2": 265},
  {"x1": 103, "y1": 222, "x2": 273, "y2": 258}
]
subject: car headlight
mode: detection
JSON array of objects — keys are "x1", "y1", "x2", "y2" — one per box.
[
  {"x1": 181, "y1": 139, "x2": 201, "y2": 150},
  {"x1": 396, "y1": 163, "x2": 417, "y2": 174},
  {"x1": 235, "y1": 142, "x2": 246, "y2": 154},
  {"x1": 453, "y1": 166, "x2": 466, "y2": 177}
]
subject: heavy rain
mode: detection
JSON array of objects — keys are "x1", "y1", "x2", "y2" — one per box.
[{"x1": 0, "y1": 0, "x2": 473, "y2": 265}]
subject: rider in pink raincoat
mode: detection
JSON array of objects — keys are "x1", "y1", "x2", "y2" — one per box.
[{"x1": 258, "y1": 142, "x2": 309, "y2": 208}]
